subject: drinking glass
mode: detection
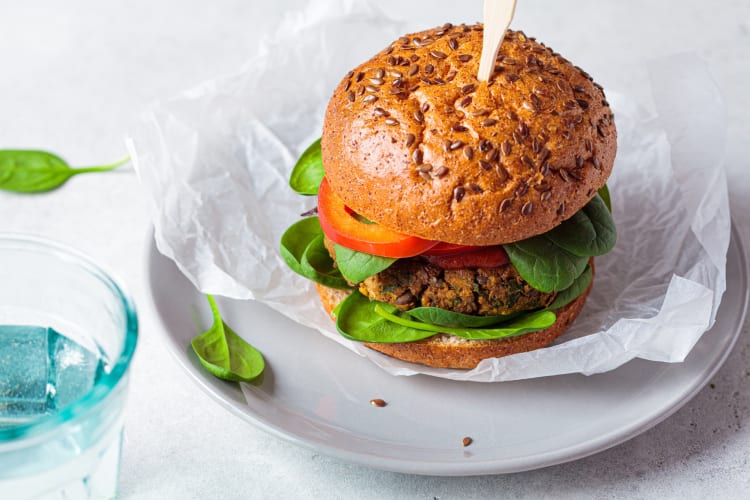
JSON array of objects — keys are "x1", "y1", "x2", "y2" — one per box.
[{"x1": 0, "y1": 234, "x2": 138, "y2": 499}]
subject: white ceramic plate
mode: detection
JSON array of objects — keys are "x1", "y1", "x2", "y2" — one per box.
[{"x1": 145, "y1": 227, "x2": 748, "y2": 475}]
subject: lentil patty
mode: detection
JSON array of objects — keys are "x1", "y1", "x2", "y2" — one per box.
[
  {"x1": 359, "y1": 258, "x2": 555, "y2": 316},
  {"x1": 324, "y1": 236, "x2": 555, "y2": 316}
]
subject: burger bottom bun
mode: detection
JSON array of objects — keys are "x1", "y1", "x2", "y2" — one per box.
[{"x1": 315, "y1": 265, "x2": 593, "y2": 370}]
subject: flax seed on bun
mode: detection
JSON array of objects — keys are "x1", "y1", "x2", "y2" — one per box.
[{"x1": 322, "y1": 25, "x2": 616, "y2": 246}]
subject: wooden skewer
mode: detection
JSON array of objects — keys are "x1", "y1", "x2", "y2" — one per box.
[{"x1": 477, "y1": 0, "x2": 517, "y2": 82}]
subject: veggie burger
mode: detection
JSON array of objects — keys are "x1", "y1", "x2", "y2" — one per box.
[{"x1": 281, "y1": 24, "x2": 617, "y2": 369}]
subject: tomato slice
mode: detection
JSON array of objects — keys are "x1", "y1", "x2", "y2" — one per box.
[
  {"x1": 422, "y1": 242, "x2": 481, "y2": 256},
  {"x1": 424, "y1": 246, "x2": 509, "y2": 269},
  {"x1": 317, "y1": 177, "x2": 439, "y2": 258}
]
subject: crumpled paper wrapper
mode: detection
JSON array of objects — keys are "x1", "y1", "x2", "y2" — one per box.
[{"x1": 128, "y1": 0, "x2": 729, "y2": 382}]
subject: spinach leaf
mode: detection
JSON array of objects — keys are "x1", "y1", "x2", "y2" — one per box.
[
  {"x1": 191, "y1": 295, "x2": 264, "y2": 382},
  {"x1": 503, "y1": 195, "x2": 615, "y2": 293},
  {"x1": 336, "y1": 292, "x2": 436, "y2": 343},
  {"x1": 0, "y1": 150, "x2": 129, "y2": 193},
  {"x1": 374, "y1": 306, "x2": 556, "y2": 340},
  {"x1": 544, "y1": 209, "x2": 597, "y2": 257},
  {"x1": 335, "y1": 291, "x2": 556, "y2": 343},
  {"x1": 334, "y1": 244, "x2": 396, "y2": 283},
  {"x1": 279, "y1": 217, "x2": 351, "y2": 289},
  {"x1": 280, "y1": 217, "x2": 321, "y2": 271},
  {"x1": 503, "y1": 237, "x2": 589, "y2": 293},
  {"x1": 301, "y1": 234, "x2": 352, "y2": 289},
  {"x1": 581, "y1": 195, "x2": 617, "y2": 255},
  {"x1": 544, "y1": 195, "x2": 616, "y2": 257},
  {"x1": 405, "y1": 307, "x2": 520, "y2": 328},
  {"x1": 547, "y1": 265, "x2": 593, "y2": 310},
  {"x1": 289, "y1": 138, "x2": 324, "y2": 195},
  {"x1": 598, "y1": 184, "x2": 612, "y2": 212}
]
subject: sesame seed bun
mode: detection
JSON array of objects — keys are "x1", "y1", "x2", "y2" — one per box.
[
  {"x1": 316, "y1": 262, "x2": 592, "y2": 370},
  {"x1": 322, "y1": 24, "x2": 616, "y2": 245}
]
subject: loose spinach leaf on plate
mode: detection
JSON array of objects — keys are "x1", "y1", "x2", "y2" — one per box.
[
  {"x1": 0, "y1": 150, "x2": 129, "y2": 193},
  {"x1": 546, "y1": 265, "x2": 593, "y2": 310},
  {"x1": 279, "y1": 217, "x2": 351, "y2": 289},
  {"x1": 334, "y1": 244, "x2": 397, "y2": 283},
  {"x1": 503, "y1": 237, "x2": 589, "y2": 293},
  {"x1": 405, "y1": 307, "x2": 520, "y2": 328},
  {"x1": 191, "y1": 295, "x2": 265, "y2": 382},
  {"x1": 289, "y1": 138, "x2": 324, "y2": 195}
]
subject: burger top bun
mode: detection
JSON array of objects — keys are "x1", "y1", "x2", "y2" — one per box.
[{"x1": 322, "y1": 24, "x2": 616, "y2": 246}]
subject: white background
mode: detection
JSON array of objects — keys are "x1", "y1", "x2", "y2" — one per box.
[{"x1": 1, "y1": 1, "x2": 749, "y2": 498}]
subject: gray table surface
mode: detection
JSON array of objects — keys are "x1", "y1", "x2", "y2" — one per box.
[{"x1": 1, "y1": 1, "x2": 749, "y2": 498}]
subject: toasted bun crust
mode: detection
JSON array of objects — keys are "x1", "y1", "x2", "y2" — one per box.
[
  {"x1": 316, "y1": 263, "x2": 592, "y2": 369},
  {"x1": 322, "y1": 25, "x2": 616, "y2": 245}
]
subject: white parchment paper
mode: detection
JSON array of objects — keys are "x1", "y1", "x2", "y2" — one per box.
[{"x1": 128, "y1": 0, "x2": 730, "y2": 382}]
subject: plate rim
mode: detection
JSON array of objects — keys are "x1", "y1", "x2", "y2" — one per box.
[{"x1": 143, "y1": 224, "x2": 749, "y2": 475}]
